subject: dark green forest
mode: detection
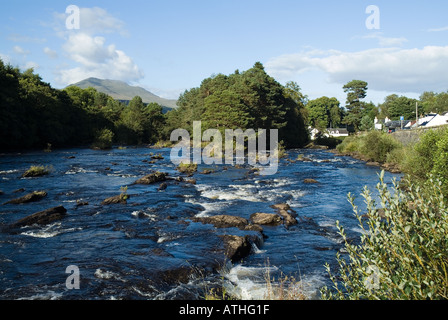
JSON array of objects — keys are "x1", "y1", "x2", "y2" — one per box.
[
  {"x1": 165, "y1": 62, "x2": 309, "y2": 148},
  {"x1": 0, "y1": 60, "x2": 310, "y2": 151},
  {"x1": 0, "y1": 58, "x2": 166, "y2": 150}
]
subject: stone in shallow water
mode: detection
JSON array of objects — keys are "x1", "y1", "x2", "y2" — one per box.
[{"x1": 10, "y1": 206, "x2": 67, "y2": 228}]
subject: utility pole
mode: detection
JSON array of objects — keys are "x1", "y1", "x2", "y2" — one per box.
[{"x1": 416, "y1": 101, "x2": 419, "y2": 128}]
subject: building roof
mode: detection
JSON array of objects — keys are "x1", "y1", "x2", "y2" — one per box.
[
  {"x1": 385, "y1": 120, "x2": 411, "y2": 128},
  {"x1": 327, "y1": 128, "x2": 349, "y2": 134}
]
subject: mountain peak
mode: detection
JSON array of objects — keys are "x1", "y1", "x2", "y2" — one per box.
[{"x1": 68, "y1": 78, "x2": 178, "y2": 109}]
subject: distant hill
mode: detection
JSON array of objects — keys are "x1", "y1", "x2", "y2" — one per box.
[{"x1": 67, "y1": 78, "x2": 178, "y2": 110}]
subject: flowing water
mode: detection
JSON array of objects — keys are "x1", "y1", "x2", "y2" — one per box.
[{"x1": 0, "y1": 147, "x2": 400, "y2": 300}]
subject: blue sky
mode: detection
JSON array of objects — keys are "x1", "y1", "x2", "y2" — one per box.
[{"x1": 1, "y1": 0, "x2": 448, "y2": 105}]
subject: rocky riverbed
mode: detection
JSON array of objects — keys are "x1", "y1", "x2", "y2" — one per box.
[{"x1": 0, "y1": 147, "x2": 401, "y2": 300}]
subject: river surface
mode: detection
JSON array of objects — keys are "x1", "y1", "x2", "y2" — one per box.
[{"x1": 0, "y1": 147, "x2": 400, "y2": 300}]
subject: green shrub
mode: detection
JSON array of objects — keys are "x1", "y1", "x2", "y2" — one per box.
[
  {"x1": 321, "y1": 171, "x2": 448, "y2": 300},
  {"x1": 402, "y1": 127, "x2": 448, "y2": 195},
  {"x1": 336, "y1": 135, "x2": 359, "y2": 153},
  {"x1": 358, "y1": 131, "x2": 401, "y2": 163},
  {"x1": 92, "y1": 128, "x2": 114, "y2": 150},
  {"x1": 336, "y1": 131, "x2": 402, "y2": 164}
]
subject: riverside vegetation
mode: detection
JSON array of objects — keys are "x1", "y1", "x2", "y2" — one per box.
[{"x1": 320, "y1": 127, "x2": 448, "y2": 300}]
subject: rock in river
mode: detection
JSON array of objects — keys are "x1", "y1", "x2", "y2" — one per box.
[
  {"x1": 220, "y1": 235, "x2": 252, "y2": 263},
  {"x1": 304, "y1": 178, "x2": 319, "y2": 184},
  {"x1": 270, "y1": 203, "x2": 298, "y2": 227},
  {"x1": 250, "y1": 212, "x2": 282, "y2": 226},
  {"x1": 10, "y1": 206, "x2": 67, "y2": 229},
  {"x1": 3, "y1": 191, "x2": 47, "y2": 205},
  {"x1": 134, "y1": 172, "x2": 168, "y2": 185},
  {"x1": 102, "y1": 194, "x2": 129, "y2": 205},
  {"x1": 193, "y1": 215, "x2": 262, "y2": 232}
]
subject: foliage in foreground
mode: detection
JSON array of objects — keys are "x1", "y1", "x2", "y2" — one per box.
[{"x1": 321, "y1": 172, "x2": 448, "y2": 300}]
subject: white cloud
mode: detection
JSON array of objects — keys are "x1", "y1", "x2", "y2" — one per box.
[
  {"x1": 428, "y1": 26, "x2": 448, "y2": 32},
  {"x1": 23, "y1": 61, "x2": 40, "y2": 70},
  {"x1": 44, "y1": 47, "x2": 58, "y2": 59},
  {"x1": 57, "y1": 32, "x2": 143, "y2": 85},
  {"x1": 8, "y1": 34, "x2": 46, "y2": 43},
  {"x1": 53, "y1": 6, "x2": 127, "y2": 37},
  {"x1": 266, "y1": 46, "x2": 448, "y2": 94},
  {"x1": 78, "y1": 7, "x2": 127, "y2": 36},
  {"x1": 54, "y1": 7, "x2": 143, "y2": 86},
  {"x1": 13, "y1": 45, "x2": 29, "y2": 56},
  {"x1": 360, "y1": 33, "x2": 408, "y2": 47},
  {"x1": 0, "y1": 53, "x2": 11, "y2": 64}
]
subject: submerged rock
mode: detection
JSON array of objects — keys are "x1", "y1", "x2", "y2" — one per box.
[
  {"x1": 158, "y1": 182, "x2": 168, "y2": 191},
  {"x1": 3, "y1": 191, "x2": 47, "y2": 205},
  {"x1": 134, "y1": 172, "x2": 168, "y2": 185},
  {"x1": 10, "y1": 206, "x2": 67, "y2": 228}
]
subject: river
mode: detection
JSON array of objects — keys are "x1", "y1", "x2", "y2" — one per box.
[{"x1": 0, "y1": 147, "x2": 400, "y2": 300}]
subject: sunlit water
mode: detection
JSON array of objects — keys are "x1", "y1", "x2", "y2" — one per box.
[{"x1": 0, "y1": 147, "x2": 400, "y2": 300}]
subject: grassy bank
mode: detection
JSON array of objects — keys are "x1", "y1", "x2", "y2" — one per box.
[{"x1": 336, "y1": 128, "x2": 448, "y2": 191}]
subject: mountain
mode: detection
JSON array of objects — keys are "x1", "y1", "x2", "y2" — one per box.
[{"x1": 67, "y1": 78, "x2": 178, "y2": 110}]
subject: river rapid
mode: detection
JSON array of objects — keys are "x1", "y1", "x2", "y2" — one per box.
[{"x1": 0, "y1": 147, "x2": 400, "y2": 300}]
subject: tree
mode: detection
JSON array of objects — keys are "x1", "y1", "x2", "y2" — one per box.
[
  {"x1": 118, "y1": 96, "x2": 149, "y2": 144},
  {"x1": 380, "y1": 94, "x2": 420, "y2": 120},
  {"x1": 145, "y1": 102, "x2": 166, "y2": 143},
  {"x1": 167, "y1": 62, "x2": 309, "y2": 148},
  {"x1": 420, "y1": 91, "x2": 448, "y2": 114},
  {"x1": 306, "y1": 97, "x2": 343, "y2": 130},
  {"x1": 343, "y1": 80, "x2": 368, "y2": 131}
]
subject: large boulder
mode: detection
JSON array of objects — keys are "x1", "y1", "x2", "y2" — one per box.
[
  {"x1": 10, "y1": 206, "x2": 67, "y2": 228},
  {"x1": 220, "y1": 235, "x2": 252, "y2": 263},
  {"x1": 134, "y1": 172, "x2": 168, "y2": 185},
  {"x1": 3, "y1": 191, "x2": 47, "y2": 205},
  {"x1": 270, "y1": 203, "x2": 298, "y2": 227},
  {"x1": 250, "y1": 212, "x2": 282, "y2": 226}
]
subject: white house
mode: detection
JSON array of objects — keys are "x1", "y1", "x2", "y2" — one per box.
[
  {"x1": 424, "y1": 112, "x2": 448, "y2": 127},
  {"x1": 374, "y1": 117, "x2": 383, "y2": 130},
  {"x1": 308, "y1": 127, "x2": 349, "y2": 140},
  {"x1": 325, "y1": 128, "x2": 349, "y2": 138},
  {"x1": 417, "y1": 113, "x2": 437, "y2": 127}
]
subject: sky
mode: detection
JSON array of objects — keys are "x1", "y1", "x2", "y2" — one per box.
[{"x1": 1, "y1": 0, "x2": 448, "y2": 105}]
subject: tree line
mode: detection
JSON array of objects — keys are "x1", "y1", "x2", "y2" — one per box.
[
  {"x1": 2, "y1": 57, "x2": 448, "y2": 151},
  {"x1": 0, "y1": 59, "x2": 166, "y2": 150},
  {"x1": 0, "y1": 60, "x2": 311, "y2": 151}
]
